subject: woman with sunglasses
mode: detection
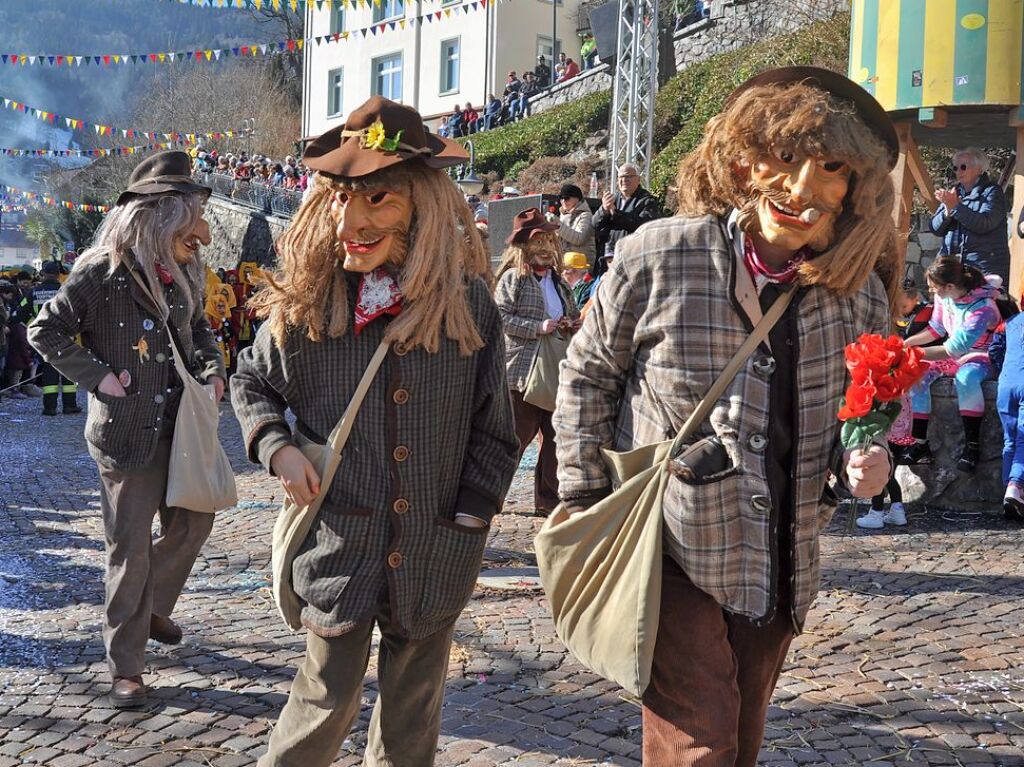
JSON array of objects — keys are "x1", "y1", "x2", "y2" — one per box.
[{"x1": 930, "y1": 147, "x2": 1010, "y2": 284}]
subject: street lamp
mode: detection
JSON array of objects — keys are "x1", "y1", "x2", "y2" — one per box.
[{"x1": 456, "y1": 140, "x2": 485, "y2": 196}]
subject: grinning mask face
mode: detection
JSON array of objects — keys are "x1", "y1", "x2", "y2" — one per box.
[
  {"x1": 747, "y1": 146, "x2": 850, "y2": 256},
  {"x1": 330, "y1": 184, "x2": 414, "y2": 273},
  {"x1": 524, "y1": 232, "x2": 560, "y2": 270}
]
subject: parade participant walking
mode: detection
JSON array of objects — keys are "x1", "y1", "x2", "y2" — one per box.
[
  {"x1": 231, "y1": 96, "x2": 518, "y2": 767},
  {"x1": 32, "y1": 260, "x2": 81, "y2": 415},
  {"x1": 495, "y1": 208, "x2": 580, "y2": 516},
  {"x1": 29, "y1": 150, "x2": 226, "y2": 709},
  {"x1": 553, "y1": 67, "x2": 898, "y2": 764}
]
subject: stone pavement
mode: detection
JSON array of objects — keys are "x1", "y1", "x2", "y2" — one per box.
[{"x1": 2, "y1": 394, "x2": 1024, "y2": 766}]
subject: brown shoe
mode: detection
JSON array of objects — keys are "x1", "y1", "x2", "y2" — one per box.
[
  {"x1": 149, "y1": 614, "x2": 183, "y2": 645},
  {"x1": 110, "y1": 676, "x2": 148, "y2": 708}
]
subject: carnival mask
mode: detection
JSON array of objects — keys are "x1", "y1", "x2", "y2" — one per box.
[
  {"x1": 748, "y1": 146, "x2": 850, "y2": 255},
  {"x1": 525, "y1": 232, "x2": 560, "y2": 270},
  {"x1": 331, "y1": 186, "x2": 413, "y2": 273},
  {"x1": 173, "y1": 214, "x2": 212, "y2": 264}
]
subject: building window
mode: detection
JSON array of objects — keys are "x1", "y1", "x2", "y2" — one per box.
[
  {"x1": 327, "y1": 68, "x2": 344, "y2": 117},
  {"x1": 372, "y1": 53, "x2": 403, "y2": 101},
  {"x1": 536, "y1": 35, "x2": 563, "y2": 63},
  {"x1": 440, "y1": 38, "x2": 460, "y2": 94},
  {"x1": 330, "y1": 5, "x2": 345, "y2": 34},
  {"x1": 373, "y1": 0, "x2": 405, "y2": 23},
  {"x1": 441, "y1": 0, "x2": 461, "y2": 6}
]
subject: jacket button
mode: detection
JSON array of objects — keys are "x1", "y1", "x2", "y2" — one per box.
[
  {"x1": 747, "y1": 433, "x2": 767, "y2": 452},
  {"x1": 387, "y1": 552, "x2": 403, "y2": 568},
  {"x1": 393, "y1": 445, "x2": 410, "y2": 462},
  {"x1": 393, "y1": 388, "x2": 410, "y2": 405},
  {"x1": 393, "y1": 498, "x2": 410, "y2": 514},
  {"x1": 394, "y1": 342, "x2": 409, "y2": 357},
  {"x1": 155, "y1": 352, "x2": 167, "y2": 363},
  {"x1": 752, "y1": 355, "x2": 776, "y2": 377},
  {"x1": 751, "y1": 495, "x2": 772, "y2": 513},
  {"x1": 154, "y1": 394, "x2": 165, "y2": 404}
]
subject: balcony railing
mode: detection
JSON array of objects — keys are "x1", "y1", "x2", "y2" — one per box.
[{"x1": 194, "y1": 171, "x2": 303, "y2": 218}]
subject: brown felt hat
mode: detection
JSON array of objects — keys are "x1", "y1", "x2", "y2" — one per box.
[
  {"x1": 506, "y1": 207, "x2": 559, "y2": 245},
  {"x1": 303, "y1": 96, "x2": 468, "y2": 179},
  {"x1": 728, "y1": 66, "x2": 899, "y2": 169},
  {"x1": 116, "y1": 150, "x2": 211, "y2": 206}
]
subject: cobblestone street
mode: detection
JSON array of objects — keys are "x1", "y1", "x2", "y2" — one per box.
[{"x1": 3, "y1": 395, "x2": 1024, "y2": 766}]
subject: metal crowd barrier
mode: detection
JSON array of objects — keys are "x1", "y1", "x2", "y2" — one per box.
[{"x1": 193, "y1": 171, "x2": 303, "y2": 218}]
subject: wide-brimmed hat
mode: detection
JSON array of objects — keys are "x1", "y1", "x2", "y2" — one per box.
[
  {"x1": 506, "y1": 208, "x2": 559, "y2": 245},
  {"x1": 563, "y1": 251, "x2": 591, "y2": 269},
  {"x1": 727, "y1": 66, "x2": 899, "y2": 169},
  {"x1": 116, "y1": 150, "x2": 212, "y2": 206},
  {"x1": 303, "y1": 96, "x2": 468, "y2": 179}
]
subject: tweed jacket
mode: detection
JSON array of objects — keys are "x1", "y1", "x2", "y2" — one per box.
[
  {"x1": 230, "y1": 276, "x2": 519, "y2": 639},
  {"x1": 28, "y1": 255, "x2": 225, "y2": 472},
  {"x1": 553, "y1": 214, "x2": 890, "y2": 629},
  {"x1": 494, "y1": 268, "x2": 579, "y2": 392}
]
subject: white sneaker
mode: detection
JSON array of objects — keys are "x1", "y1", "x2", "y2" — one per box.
[
  {"x1": 856, "y1": 509, "x2": 886, "y2": 529},
  {"x1": 883, "y1": 502, "x2": 907, "y2": 526}
]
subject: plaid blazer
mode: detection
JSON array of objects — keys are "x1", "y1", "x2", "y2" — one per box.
[
  {"x1": 28, "y1": 256, "x2": 225, "y2": 472},
  {"x1": 494, "y1": 268, "x2": 579, "y2": 391},
  {"x1": 553, "y1": 215, "x2": 890, "y2": 628},
  {"x1": 230, "y1": 276, "x2": 519, "y2": 639}
]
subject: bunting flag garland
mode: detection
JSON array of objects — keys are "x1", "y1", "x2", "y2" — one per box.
[
  {"x1": 1, "y1": 184, "x2": 110, "y2": 213},
  {"x1": 0, "y1": 95, "x2": 244, "y2": 140},
  {"x1": 163, "y1": 0, "x2": 476, "y2": 10},
  {"x1": 0, "y1": 140, "x2": 192, "y2": 158},
  {"x1": 4, "y1": 0, "x2": 499, "y2": 66}
]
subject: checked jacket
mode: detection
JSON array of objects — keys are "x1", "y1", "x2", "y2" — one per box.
[{"x1": 553, "y1": 214, "x2": 890, "y2": 629}]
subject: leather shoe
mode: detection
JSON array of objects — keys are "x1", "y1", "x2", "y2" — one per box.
[
  {"x1": 109, "y1": 676, "x2": 147, "y2": 708},
  {"x1": 149, "y1": 614, "x2": 183, "y2": 645}
]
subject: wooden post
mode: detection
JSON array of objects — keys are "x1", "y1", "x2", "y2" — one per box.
[
  {"x1": 890, "y1": 121, "x2": 916, "y2": 263},
  {"x1": 1010, "y1": 123, "x2": 1024, "y2": 301}
]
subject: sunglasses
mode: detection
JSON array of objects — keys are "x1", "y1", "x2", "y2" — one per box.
[{"x1": 952, "y1": 163, "x2": 969, "y2": 171}]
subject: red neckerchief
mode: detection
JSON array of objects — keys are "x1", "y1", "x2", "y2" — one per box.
[
  {"x1": 354, "y1": 267, "x2": 403, "y2": 335},
  {"x1": 743, "y1": 236, "x2": 809, "y2": 292},
  {"x1": 154, "y1": 262, "x2": 174, "y2": 286}
]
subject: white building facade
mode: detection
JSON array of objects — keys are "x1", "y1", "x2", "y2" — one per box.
[{"x1": 301, "y1": 0, "x2": 582, "y2": 137}]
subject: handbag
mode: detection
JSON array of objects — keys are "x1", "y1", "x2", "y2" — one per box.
[
  {"x1": 523, "y1": 330, "x2": 571, "y2": 412},
  {"x1": 131, "y1": 269, "x2": 237, "y2": 514},
  {"x1": 534, "y1": 286, "x2": 796, "y2": 696},
  {"x1": 271, "y1": 339, "x2": 390, "y2": 630}
]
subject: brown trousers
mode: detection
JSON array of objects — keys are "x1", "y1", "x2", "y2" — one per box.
[
  {"x1": 259, "y1": 603, "x2": 455, "y2": 767},
  {"x1": 510, "y1": 388, "x2": 559, "y2": 512},
  {"x1": 97, "y1": 433, "x2": 214, "y2": 678},
  {"x1": 642, "y1": 557, "x2": 795, "y2": 766}
]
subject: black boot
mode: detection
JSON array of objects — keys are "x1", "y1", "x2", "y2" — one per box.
[
  {"x1": 903, "y1": 440, "x2": 934, "y2": 465},
  {"x1": 62, "y1": 393, "x2": 82, "y2": 414},
  {"x1": 957, "y1": 442, "x2": 980, "y2": 473},
  {"x1": 42, "y1": 393, "x2": 58, "y2": 417}
]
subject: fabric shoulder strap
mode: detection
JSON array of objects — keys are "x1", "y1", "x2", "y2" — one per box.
[{"x1": 668, "y1": 286, "x2": 796, "y2": 458}]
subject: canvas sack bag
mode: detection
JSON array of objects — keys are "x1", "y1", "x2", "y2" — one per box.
[
  {"x1": 271, "y1": 340, "x2": 390, "y2": 630},
  {"x1": 523, "y1": 330, "x2": 571, "y2": 412},
  {"x1": 534, "y1": 287, "x2": 795, "y2": 696},
  {"x1": 131, "y1": 269, "x2": 236, "y2": 514}
]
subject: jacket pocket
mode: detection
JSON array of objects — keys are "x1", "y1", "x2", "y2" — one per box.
[
  {"x1": 418, "y1": 518, "x2": 489, "y2": 627},
  {"x1": 290, "y1": 511, "x2": 369, "y2": 614},
  {"x1": 85, "y1": 393, "x2": 143, "y2": 458}
]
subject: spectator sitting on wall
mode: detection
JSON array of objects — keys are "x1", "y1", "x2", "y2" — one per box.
[
  {"x1": 553, "y1": 52, "x2": 568, "y2": 82},
  {"x1": 557, "y1": 57, "x2": 580, "y2": 82},
  {"x1": 462, "y1": 102, "x2": 480, "y2": 134},
  {"x1": 534, "y1": 56, "x2": 551, "y2": 88},
  {"x1": 580, "y1": 33, "x2": 597, "y2": 70},
  {"x1": 516, "y1": 72, "x2": 541, "y2": 120},
  {"x1": 446, "y1": 103, "x2": 466, "y2": 138},
  {"x1": 484, "y1": 94, "x2": 503, "y2": 130}
]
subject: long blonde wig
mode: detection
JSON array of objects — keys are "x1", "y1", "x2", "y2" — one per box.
[
  {"x1": 675, "y1": 81, "x2": 900, "y2": 302},
  {"x1": 252, "y1": 160, "x2": 490, "y2": 355},
  {"x1": 496, "y1": 231, "x2": 562, "y2": 278},
  {"x1": 75, "y1": 192, "x2": 206, "y2": 318}
]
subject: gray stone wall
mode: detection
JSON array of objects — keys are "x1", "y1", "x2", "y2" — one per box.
[
  {"x1": 528, "y1": 64, "x2": 613, "y2": 114},
  {"x1": 202, "y1": 195, "x2": 289, "y2": 272}
]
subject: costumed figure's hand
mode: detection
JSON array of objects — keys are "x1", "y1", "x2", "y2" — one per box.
[
  {"x1": 97, "y1": 372, "x2": 127, "y2": 398},
  {"x1": 271, "y1": 445, "x2": 322, "y2": 506},
  {"x1": 844, "y1": 445, "x2": 890, "y2": 499},
  {"x1": 453, "y1": 514, "x2": 487, "y2": 529},
  {"x1": 571, "y1": 317, "x2": 584, "y2": 332},
  {"x1": 539, "y1": 319, "x2": 558, "y2": 335},
  {"x1": 208, "y1": 375, "x2": 226, "y2": 403}
]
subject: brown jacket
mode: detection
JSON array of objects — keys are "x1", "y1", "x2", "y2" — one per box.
[
  {"x1": 230, "y1": 275, "x2": 519, "y2": 639},
  {"x1": 28, "y1": 255, "x2": 225, "y2": 471}
]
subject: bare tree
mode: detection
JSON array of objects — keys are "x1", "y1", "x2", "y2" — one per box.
[{"x1": 249, "y1": 6, "x2": 305, "y2": 109}]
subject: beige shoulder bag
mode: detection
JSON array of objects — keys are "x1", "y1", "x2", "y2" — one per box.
[
  {"x1": 272, "y1": 339, "x2": 390, "y2": 630},
  {"x1": 534, "y1": 286, "x2": 796, "y2": 696}
]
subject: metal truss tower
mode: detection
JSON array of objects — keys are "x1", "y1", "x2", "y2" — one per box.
[{"x1": 609, "y1": 0, "x2": 659, "y2": 186}]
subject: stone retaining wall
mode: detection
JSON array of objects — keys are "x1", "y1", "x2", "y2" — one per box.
[{"x1": 202, "y1": 195, "x2": 289, "y2": 272}]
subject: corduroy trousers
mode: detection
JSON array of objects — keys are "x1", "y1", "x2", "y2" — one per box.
[
  {"x1": 509, "y1": 389, "x2": 560, "y2": 513},
  {"x1": 642, "y1": 556, "x2": 795, "y2": 766}
]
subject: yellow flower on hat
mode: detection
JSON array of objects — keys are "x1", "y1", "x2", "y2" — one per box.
[{"x1": 364, "y1": 119, "x2": 387, "y2": 151}]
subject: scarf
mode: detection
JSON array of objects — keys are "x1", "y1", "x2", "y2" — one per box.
[
  {"x1": 743, "y1": 236, "x2": 809, "y2": 293},
  {"x1": 354, "y1": 267, "x2": 403, "y2": 334}
]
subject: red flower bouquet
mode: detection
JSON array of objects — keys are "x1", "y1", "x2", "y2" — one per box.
[{"x1": 837, "y1": 333, "x2": 927, "y2": 449}]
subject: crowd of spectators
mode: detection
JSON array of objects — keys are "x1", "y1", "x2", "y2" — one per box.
[{"x1": 192, "y1": 150, "x2": 310, "y2": 194}]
